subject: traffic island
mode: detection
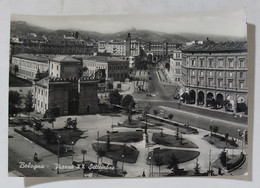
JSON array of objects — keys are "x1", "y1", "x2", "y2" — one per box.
[
  {"x1": 146, "y1": 148, "x2": 200, "y2": 165},
  {"x1": 92, "y1": 143, "x2": 139, "y2": 164},
  {"x1": 152, "y1": 133, "x2": 199, "y2": 148},
  {"x1": 202, "y1": 134, "x2": 238, "y2": 149},
  {"x1": 98, "y1": 131, "x2": 144, "y2": 143}
]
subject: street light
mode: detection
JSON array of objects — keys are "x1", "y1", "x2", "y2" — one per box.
[
  {"x1": 81, "y1": 149, "x2": 87, "y2": 177},
  {"x1": 71, "y1": 141, "x2": 74, "y2": 163},
  {"x1": 225, "y1": 149, "x2": 229, "y2": 171},
  {"x1": 57, "y1": 134, "x2": 61, "y2": 174},
  {"x1": 122, "y1": 154, "x2": 125, "y2": 172}
]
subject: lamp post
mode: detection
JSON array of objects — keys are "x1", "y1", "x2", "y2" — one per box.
[
  {"x1": 57, "y1": 134, "x2": 61, "y2": 174},
  {"x1": 71, "y1": 141, "x2": 74, "y2": 163},
  {"x1": 225, "y1": 149, "x2": 229, "y2": 171},
  {"x1": 238, "y1": 129, "x2": 244, "y2": 153},
  {"x1": 81, "y1": 149, "x2": 87, "y2": 177},
  {"x1": 122, "y1": 154, "x2": 125, "y2": 172}
]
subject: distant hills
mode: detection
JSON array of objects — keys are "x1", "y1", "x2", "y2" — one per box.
[{"x1": 10, "y1": 21, "x2": 246, "y2": 43}]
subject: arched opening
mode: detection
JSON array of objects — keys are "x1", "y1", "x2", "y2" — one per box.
[
  {"x1": 216, "y1": 93, "x2": 224, "y2": 108},
  {"x1": 198, "y1": 91, "x2": 204, "y2": 105},
  {"x1": 206, "y1": 92, "x2": 214, "y2": 107},
  {"x1": 236, "y1": 96, "x2": 247, "y2": 114},
  {"x1": 225, "y1": 95, "x2": 234, "y2": 112},
  {"x1": 189, "y1": 90, "x2": 196, "y2": 104}
]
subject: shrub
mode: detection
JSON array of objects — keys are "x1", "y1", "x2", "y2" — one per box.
[{"x1": 168, "y1": 114, "x2": 174, "y2": 119}]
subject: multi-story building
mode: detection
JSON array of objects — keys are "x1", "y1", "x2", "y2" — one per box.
[
  {"x1": 181, "y1": 41, "x2": 248, "y2": 112},
  {"x1": 34, "y1": 55, "x2": 98, "y2": 115},
  {"x1": 169, "y1": 49, "x2": 182, "y2": 83},
  {"x1": 97, "y1": 33, "x2": 140, "y2": 57},
  {"x1": 145, "y1": 43, "x2": 178, "y2": 61},
  {"x1": 11, "y1": 54, "x2": 49, "y2": 80},
  {"x1": 82, "y1": 56, "x2": 129, "y2": 82}
]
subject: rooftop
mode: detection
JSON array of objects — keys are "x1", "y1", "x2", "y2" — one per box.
[
  {"x1": 182, "y1": 41, "x2": 247, "y2": 53},
  {"x1": 82, "y1": 55, "x2": 128, "y2": 63},
  {"x1": 50, "y1": 55, "x2": 81, "y2": 63},
  {"x1": 12, "y1": 54, "x2": 49, "y2": 63}
]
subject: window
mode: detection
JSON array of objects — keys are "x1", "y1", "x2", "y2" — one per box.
[
  {"x1": 38, "y1": 89, "x2": 40, "y2": 94},
  {"x1": 41, "y1": 102, "x2": 42, "y2": 107},
  {"x1": 176, "y1": 62, "x2": 180, "y2": 66},
  {"x1": 240, "y1": 72, "x2": 243, "y2": 78},
  {"x1": 228, "y1": 59, "x2": 234, "y2": 68},
  {"x1": 229, "y1": 72, "x2": 233, "y2": 77},
  {"x1": 191, "y1": 76, "x2": 195, "y2": 84},
  {"x1": 46, "y1": 91, "x2": 47, "y2": 97},
  {"x1": 57, "y1": 65, "x2": 59, "y2": 70},
  {"x1": 51, "y1": 64, "x2": 53, "y2": 69},
  {"x1": 200, "y1": 59, "x2": 204, "y2": 67},
  {"x1": 45, "y1": 104, "x2": 47, "y2": 110},
  {"x1": 239, "y1": 81, "x2": 244, "y2": 89},
  {"x1": 178, "y1": 78, "x2": 180, "y2": 82},
  {"x1": 176, "y1": 53, "x2": 181, "y2": 59},
  {"x1": 175, "y1": 78, "x2": 177, "y2": 82},
  {"x1": 219, "y1": 72, "x2": 222, "y2": 77},
  {"x1": 199, "y1": 77, "x2": 204, "y2": 85},
  {"x1": 218, "y1": 59, "x2": 224, "y2": 68},
  {"x1": 209, "y1": 71, "x2": 213, "y2": 76},
  {"x1": 176, "y1": 69, "x2": 181, "y2": 74},
  {"x1": 228, "y1": 80, "x2": 233, "y2": 88},
  {"x1": 200, "y1": 71, "x2": 204, "y2": 76},
  {"x1": 218, "y1": 79, "x2": 223, "y2": 87},
  {"x1": 239, "y1": 59, "x2": 245, "y2": 68},
  {"x1": 41, "y1": 90, "x2": 43, "y2": 95},
  {"x1": 191, "y1": 59, "x2": 196, "y2": 67},
  {"x1": 208, "y1": 78, "x2": 213, "y2": 86}
]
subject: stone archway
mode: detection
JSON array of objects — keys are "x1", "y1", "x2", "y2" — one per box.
[
  {"x1": 189, "y1": 90, "x2": 196, "y2": 104},
  {"x1": 206, "y1": 92, "x2": 214, "y2": 106},
  {"x1": 225, "y1": 95, "x2": 234, "y2": 112},
  {"x1": 216, "y1": 93, "x2": 224, "y2": 108},
  {"x1": 198, "y1": 91, "x2": 205, "y2": 105}
]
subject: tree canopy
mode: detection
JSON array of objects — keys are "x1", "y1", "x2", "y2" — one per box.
[{"x1": 108, "y1": 90, "x2": 122, "y2": 105}]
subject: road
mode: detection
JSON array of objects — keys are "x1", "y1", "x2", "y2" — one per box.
[{"x1": 133, "y1": 67, "x2": 247, "y2": 125}]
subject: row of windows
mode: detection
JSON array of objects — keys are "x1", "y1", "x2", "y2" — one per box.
[
  {"x1": 190, "y1": 58, "x2": 245, "y2": 68},
  {"x1": 190, "y1": 77, "x2": 245, "y2": 89},
  {"x1": 37, "y1": 88, "x2": 48, "y2": 97},
  {"x1": 37, "y1": 100, "x2": 47, "y2": 109},
  {"x1": 109, "y1": 65, "x2": 128, "y2": 71},
  {"x1": 190, "y1": 70, "x2": 245, "y2": 78},
  {"x1": 108, "y1": 73, "x2": 128, "y2": 78},
  {"x1": 19, "y1": 69, "x2": 35, "y2": 77}
]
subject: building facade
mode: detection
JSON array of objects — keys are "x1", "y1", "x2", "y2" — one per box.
[
  {"x1": 181, "y1": 41, "x2": 248, "y2": 112},
  {"x1": 97, "y1": 33, "x2": 140, "y2": 57},
  {"x1": 34, "y1": 55, "x2": 98, "y2": 115},
  {"x1": 11, "y1": 54, "x2": 49, "y2": 80},
  {"x1": 169, "y1": 50, "x2": 182, "y2": 83}
]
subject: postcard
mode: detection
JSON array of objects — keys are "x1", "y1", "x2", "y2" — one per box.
[{"x1": 8, "y1": 9, "x2": 249, "y2": 179}]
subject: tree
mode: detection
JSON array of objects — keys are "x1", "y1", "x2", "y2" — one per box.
[
  {"x1": 154, "y1": 154, "x2": 164, "y2": 176},
  {"x1": 167, "y1": 153, "x2": 179, "y2": 175},
  {"x1": 108, "y1": 90, "x2": 122, "y2": 105},
  {"x1": 24, "y1": 91, "x2": 34, "y2": 120},
  {"x1": 97, "y1": 148, "x2": 107, "y2": 164},
  {"x1": 78, "y1": 66, "x2": 88, "y2": 78},
  {"x1": 153, "y1": 109, "x2": 158, "y2": 116},
  {"x1": 194, "y1": 158, "x2": 201, "y2": 175},
  {"x1": 168, "y1": 113, "x2": 173, "y2": 120},
  {"x1": 13, "y1": 65, "x2": 19, "y2": 76},
  {"x1": 225, "y1": 133, "x2": 229, "y2": 145},
  {"x1": 121, "y1": 95, "x2": 134, "y2": 111},
  {"x1": 9, "y1": 90, "x2": 22, "y2": 117}
]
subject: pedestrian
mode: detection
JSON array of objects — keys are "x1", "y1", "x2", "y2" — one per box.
[
  {"x1": 34, "y1": 152, "x2": 38, "y2": 162},
  {"x1": 142, "y1": 170, "x2": 146, "y2": 177},
  {"x1": 218, "y1": 167, "x2": 222, "y2": 176}
]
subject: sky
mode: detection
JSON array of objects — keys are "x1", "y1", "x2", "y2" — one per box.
[{"x1": 11, "y1": 8, "x2": 247, "y2": 37}]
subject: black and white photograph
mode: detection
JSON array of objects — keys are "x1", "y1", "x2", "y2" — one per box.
[{"x1": 8, "y1": 9, "x2": 249, "y2": 179}]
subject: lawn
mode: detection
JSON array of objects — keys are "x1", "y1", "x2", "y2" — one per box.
[
  {"x1": 152, "y1": 133, "x2": 199, "y2": 148},
  {"x1": 14, "y1": 127, "x2": 84, "y2": 156},
  {"x1": 98, "y1": 131, "x2": 144, "y2": 143},
  {"x1": 147, "y1": 148, "x2": 200, "y2": 165},
  {"x1": 202, "y1": 134, "x2": 238, "y2": 149},
  {"x1": 92, "y1": 143, "x2": 139, "y2": 163}
]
